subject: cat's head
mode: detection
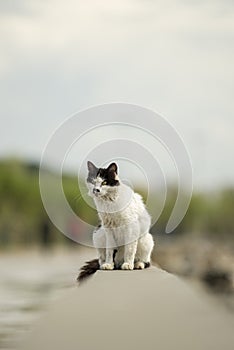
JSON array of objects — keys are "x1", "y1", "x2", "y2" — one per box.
[{"x1": 86, "y1": 161, "x2": 120, "y2": 199}]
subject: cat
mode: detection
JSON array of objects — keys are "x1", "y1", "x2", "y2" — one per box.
[{"x1": 77, "y1": 161, "x2": 154, "y2": 282}]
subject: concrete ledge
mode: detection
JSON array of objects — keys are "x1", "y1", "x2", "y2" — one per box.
[{"x1": 20, "y1": 266, "x2": 234, "y2": 350}]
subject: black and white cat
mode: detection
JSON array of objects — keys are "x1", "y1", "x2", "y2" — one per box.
[{"x1": 78, "y1": 161, "x2": 154, "y2": 282}]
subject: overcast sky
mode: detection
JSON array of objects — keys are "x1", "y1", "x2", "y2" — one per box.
[{"x1": 0, "y1": 0, "x2": 233, "y2": 190}]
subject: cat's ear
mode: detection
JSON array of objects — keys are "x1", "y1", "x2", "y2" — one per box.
[
  {"x1": 87, "y1": 161, "x2": 98, "y2": 174},
  {"x1": 107, "y1": 162, "x2": 118, "y2": 174}
]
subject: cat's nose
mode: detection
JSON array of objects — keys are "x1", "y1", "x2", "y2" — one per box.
[{"x1": 93, "y1": 188, "x2": 100, "y2": 194}]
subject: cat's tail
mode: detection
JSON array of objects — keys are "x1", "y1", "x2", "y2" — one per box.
[{"x1": 77, "y1": 259, "x2": 100, "y2": 284}]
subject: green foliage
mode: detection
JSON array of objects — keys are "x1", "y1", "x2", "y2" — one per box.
[{"x1": 155, "y1": 189, "x2": 234, "y2": 238}]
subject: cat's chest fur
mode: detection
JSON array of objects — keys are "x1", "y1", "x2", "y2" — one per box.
[{"x1": 94, "y1": 184, "x2": 145, "y2": 228}]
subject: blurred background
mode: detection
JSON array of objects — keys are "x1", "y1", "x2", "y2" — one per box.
[{"x1": 0, "y1": 0, "x2": 234, "y2": 349}]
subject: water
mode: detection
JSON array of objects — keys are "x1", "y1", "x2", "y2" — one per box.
[{"x1": 0, "y1": 248, "x2": 89, "y2": 350}]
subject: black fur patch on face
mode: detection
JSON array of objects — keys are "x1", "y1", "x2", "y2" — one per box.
[
  {"x1": 87, "y1": 172, "x2": 97, "y2": 184},
  {"x1": 97, "y1": 168, "x2": 119, "y2": 187},
  {"x1": 87, "y1": 161, "x2": 120, "y2": 187}
]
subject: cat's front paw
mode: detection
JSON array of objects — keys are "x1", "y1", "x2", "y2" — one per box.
[
  {"x1": 100, "y1": 263, "x2": 114, "y2": 270},
  {"x1": 134, "y1": 262, "x2": 145, "y2": 269},
  {"x1": 121, "y1": 262, "x2": 134, "y2": 270}
]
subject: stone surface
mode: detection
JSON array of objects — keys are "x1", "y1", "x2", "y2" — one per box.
[{"x1": 20, "y1": 265, "x2": 234, "y2": 350}]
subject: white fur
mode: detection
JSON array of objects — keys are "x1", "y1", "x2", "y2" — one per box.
[{"x1": 87, "y1": 179, "x2": 154, "y2": 270}]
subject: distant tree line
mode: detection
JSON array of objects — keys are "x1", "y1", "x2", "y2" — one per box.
[{"x1": 0, "y1": 158, "x2": 233, "y2": 249}]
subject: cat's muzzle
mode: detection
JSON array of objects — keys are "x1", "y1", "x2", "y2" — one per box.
[{"x1": 93, "y1": 188, "x2": 101, "y2": 196}]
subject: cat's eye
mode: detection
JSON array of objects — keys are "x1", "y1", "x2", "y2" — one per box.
[{"x1": 102, "y1": 181, "x2": 107, "y2": 185}]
